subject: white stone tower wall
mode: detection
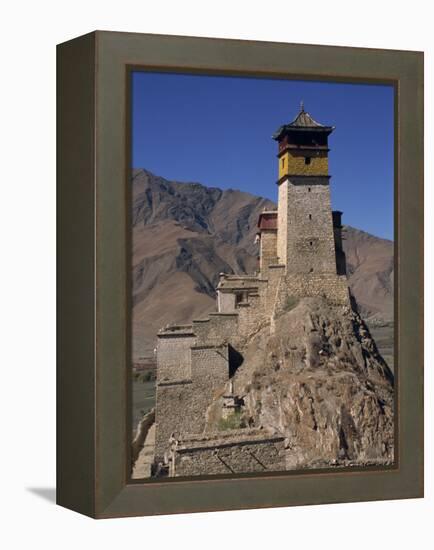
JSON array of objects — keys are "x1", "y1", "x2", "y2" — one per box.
[
  {"x1": 281, "y1": 178, "x2": 337, "y2": 274},
  {"x1": 277, "y1": 180, "x2": 288, "y2": 265}
]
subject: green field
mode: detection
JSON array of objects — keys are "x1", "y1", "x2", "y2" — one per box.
[{"x1": 132, "y1": 379, "x2": 156, "y2": 433}]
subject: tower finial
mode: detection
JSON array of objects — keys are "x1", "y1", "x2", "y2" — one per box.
[{"x1": 300, "y1": 100, "x2": 304, "y2": 112}]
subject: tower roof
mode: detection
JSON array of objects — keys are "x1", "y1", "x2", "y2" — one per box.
[{"x1": 273, "y1": 104, "x2": 334, "y2": 140}]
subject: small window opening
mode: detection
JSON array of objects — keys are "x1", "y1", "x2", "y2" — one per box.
[
  {"x1": 308, "y1": 187, "x2": 311, "y2": 192},
  {"x1": 305, "y1": 157, "x2": 311, "y2": 165},
  {"x1": 310, "y1": 241, "x2": 313, "y2": 246},
  {"x1": 309, "y1": 268, "x2": 314, "y2": 273},
  {"x1": 235, "y1": 292, "x2": 248, "y2": 307},
  {"x1": 281, "y1": 157, "x2": 285, "y2": 168},
  {"x1": 309, "y1": 214, "x2": 312, "y2": 220}
]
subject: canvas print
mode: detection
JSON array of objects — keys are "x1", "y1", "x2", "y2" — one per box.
[{"x1": 130, "y1": 73, "x2": 394, "y2": 480}]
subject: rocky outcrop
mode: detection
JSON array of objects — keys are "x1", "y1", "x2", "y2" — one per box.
[{"x1": 205, "y1": 297, "x2": 394, "y2": 470}]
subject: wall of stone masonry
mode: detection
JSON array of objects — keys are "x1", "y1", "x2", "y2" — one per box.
[
  {"x1": 277, "y1": 177, "x2": 337, "y2": 274},
  {"x1": 172, "y1": 433, "x2": 286, "y2": 476},
  {"x1": 156, "y1": 331, "x2": 196, "y2": 383},
  {"x1": 272, "y1": 273, "x2": 350, "y2": 318},
  {"x1": 263, "y1": 265, "x2": 285, "y2": 317},
  {"x1": 190, "y1": 345, "x2": 229, "y2": 428},
  {"x1": 287, "y1": 178, "x2": 337, "y2": 273},
  {"x1": 259, "y1": 229, "x2": 278, "y2": 274},
  {"x1": 155, "y1": 344, "x2": 231, "y2": 461},
  {"x1": 214, "y1": 278, "x2": 273, "y2": 344},
  {"x1": 191, "y1": 345, "x2": 229, "y2": 389},
  {"x1": 236, "y1": 294, "x2": 267, "y2": 340},
  {"x1": 155, "y1": 329, "x2": 197, "y2": 461},
  {"x1": 277, "y1": 180, "x2": 288, "y2": 265},
  {"x1": 155, "y1": 381, "x2": 194, "y2": 462},
  {"x1": 217, "y1": 291, "x2": 236, "y2": 313},
  {"x1": 193, "y1": 313, "x2": 239, "y2": 346}
]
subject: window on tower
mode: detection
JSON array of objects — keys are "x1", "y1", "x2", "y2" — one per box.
[
  {"x1": 235, "y1": 292, "x2": 248, "y2": 307},
  {"x1": 305, "y1": 157, "x2": 311, "y2": 165},
  {"x1": 282, "y1": 158, "x2": 285, "y2": 168}
]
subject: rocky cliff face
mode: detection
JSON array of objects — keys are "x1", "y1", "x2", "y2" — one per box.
[
  {"x1": 205, "y1": 297, "x2": 395, "y2": 469},
  {"x1": 132, "y1": 169, "x2": 394, "y2": 359}
]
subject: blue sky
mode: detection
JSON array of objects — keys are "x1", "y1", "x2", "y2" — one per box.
[{"x1": 132, "y1": 72, "x2": 394, "y2": 240}]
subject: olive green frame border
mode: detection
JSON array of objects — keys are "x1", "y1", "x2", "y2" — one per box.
[{"x1": 57, "y1": 31, "x2": 423, "y2": 519}]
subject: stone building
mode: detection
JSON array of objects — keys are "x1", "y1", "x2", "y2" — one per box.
[{"x1": 153, "y1": 105, "x2": 350, "y2": 477}]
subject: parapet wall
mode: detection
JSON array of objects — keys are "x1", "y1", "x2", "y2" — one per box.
[
  {"x1": 273, "y1": 273, "x2": 350, "y2": 317},
  {"x1": 171, "y1": 429, "x2": 286, "y2": 476}
]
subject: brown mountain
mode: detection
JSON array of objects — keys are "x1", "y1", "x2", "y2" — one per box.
[
  {"x1": 132, "y1": 169, "x2": 393, "y2": 359},
  {"x1": 343, "y1": 226, "x2": 394, "y2": 322}
]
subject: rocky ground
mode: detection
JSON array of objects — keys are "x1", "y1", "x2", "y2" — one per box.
[{"x1": 205, "y1": 297, "x2": 395, "y2": 470}]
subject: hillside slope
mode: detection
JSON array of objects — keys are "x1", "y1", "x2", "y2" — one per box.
[{"x1": 343, "y1": 226, "x2": 394, "y2": 322}]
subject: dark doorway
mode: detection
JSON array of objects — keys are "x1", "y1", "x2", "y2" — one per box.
[{"x1": 228, "y1": 345, "x2": 244, "y2": 377}]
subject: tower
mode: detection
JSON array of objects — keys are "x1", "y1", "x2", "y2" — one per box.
[{"x1": 273, "y1": 104, "x2": 338, "y2": 274}]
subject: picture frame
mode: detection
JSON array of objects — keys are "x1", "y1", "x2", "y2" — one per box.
[{"x1": 57, "y1": 31, "x2": 423, "y2": 518}]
